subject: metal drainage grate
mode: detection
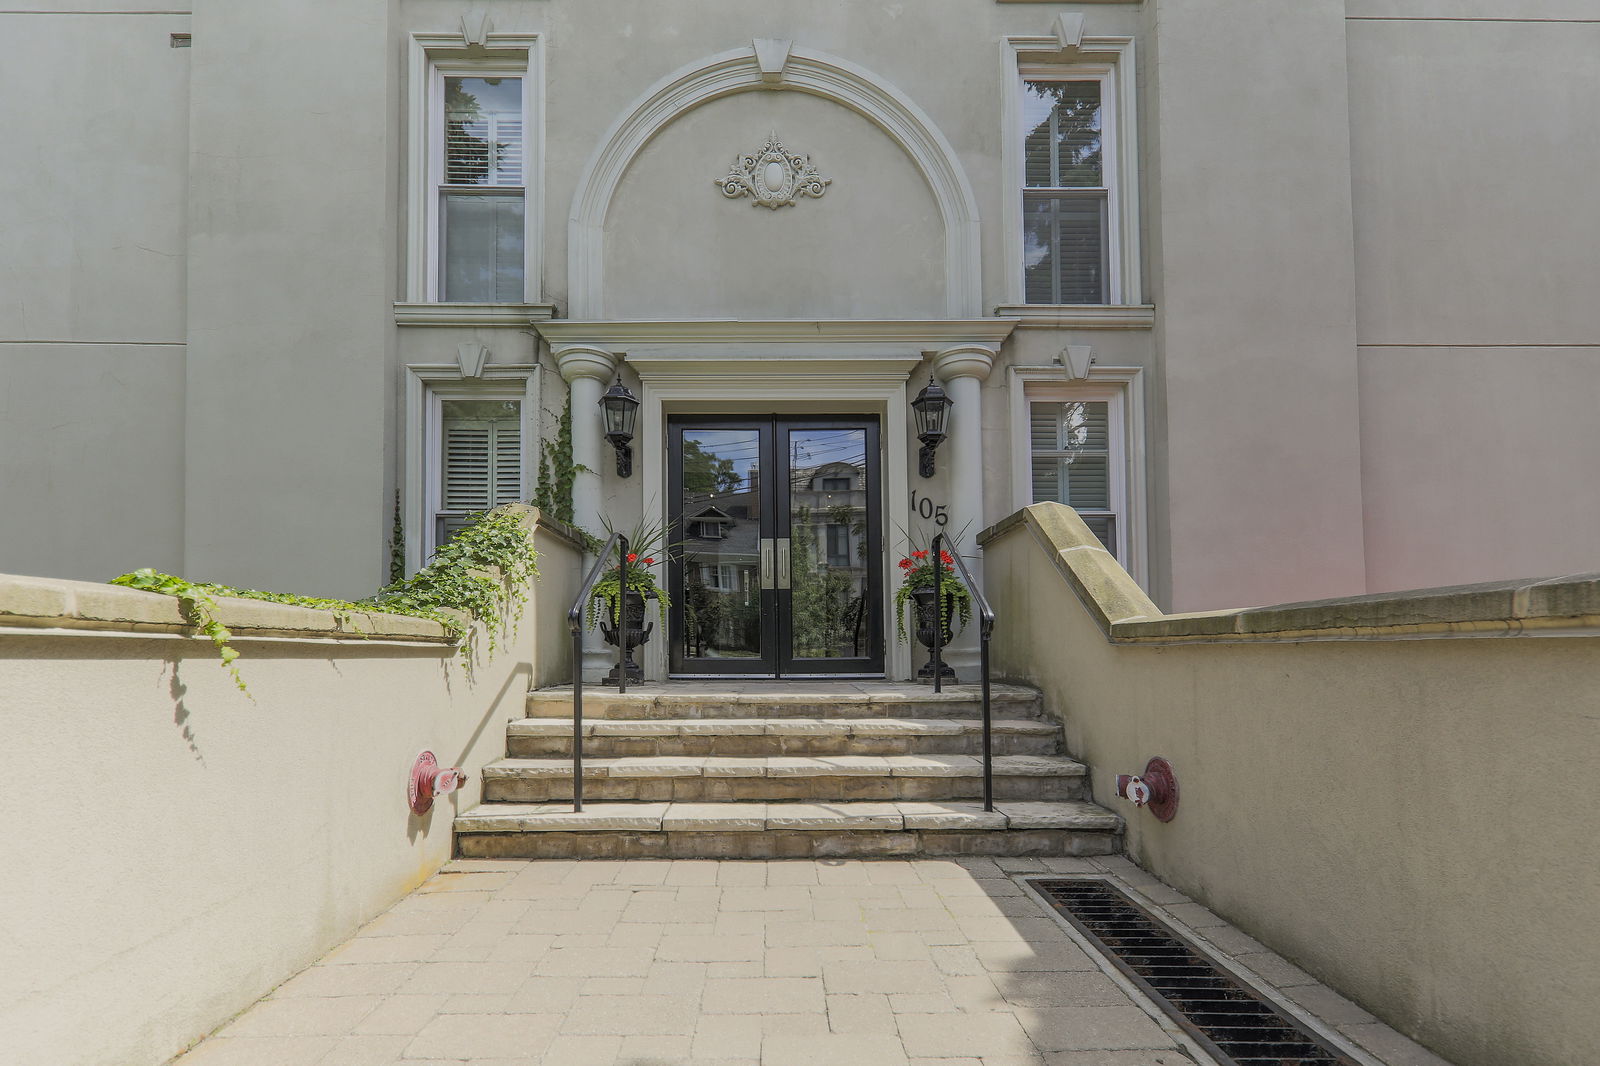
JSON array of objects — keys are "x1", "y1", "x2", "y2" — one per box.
[{"x1": 1034, "y1": 878, "x2": 1360, "y2": 1066}]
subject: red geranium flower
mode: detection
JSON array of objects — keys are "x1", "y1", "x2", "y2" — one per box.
[
  {"x1": 627, "y1": 553, "x2": 638, "y2": 562},
  {"x1": 911, "y1": 550, "x2": 929, "y2": 559},
  {"x1": 898, "y1": 558, "x2": 914, "y2": 570},
  {"x1": 939, "y1": 550, "x2": 953, "y2": 564},
  {"x1": 643, "y1": 557, "x2": 655, "y2": 565}
]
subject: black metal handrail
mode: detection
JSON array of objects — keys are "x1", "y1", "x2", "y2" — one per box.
[
  {"x1": 931, "y1": 532, "x2": 997, "y2": 811},
  {"x1": 566, "y1": 532, "x2": 628, "y2": 813}
]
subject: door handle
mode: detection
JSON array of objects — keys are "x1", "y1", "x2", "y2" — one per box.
[
  {"x1": 760, "y1": 539, "x2": 775, "y2": 590},
  {"x1": 776, "y1": 538, "x2": 791, "y2": 590}
]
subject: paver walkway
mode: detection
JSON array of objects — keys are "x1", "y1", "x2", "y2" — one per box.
[{"x1": 170, "y1": 857, "x2": 1452, "y2": 1066}]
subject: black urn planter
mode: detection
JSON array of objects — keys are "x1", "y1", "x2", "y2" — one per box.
[
  {"x1": 598, "y1": 589, "x2": 654, "y2": 686},
  {"x1": 911, "y1": 586, "x2": 959, "y2": 683}
]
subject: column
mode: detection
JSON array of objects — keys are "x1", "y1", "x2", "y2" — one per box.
[
  {"x1": 556, "y1": 345, "x2": 619, "y2": 682},
  {"x1": 932, "y1": 344, "x2": 996, "y2": 678},
  {"x1": 933, "y1": 345, "x2": 997, "y2": 557},
  {"x1": 554, "y1": 345, "x2": 619, "y2": 537}
]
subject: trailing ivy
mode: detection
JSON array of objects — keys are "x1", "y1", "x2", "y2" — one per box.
[
  {"x1": 111, "y1": 508, "x2": 539, "y2": 692},
  {"x1": 109, "y1": 569, "x2": 249, "y2": 694},
  {"x1": 533, "y1": 389, "x2": 577, "y2": 525}
]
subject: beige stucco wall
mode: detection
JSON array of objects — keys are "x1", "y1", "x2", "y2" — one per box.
[
  {"x1": 1142, "y1": 0, "x2": 1368, "y2": 612},
  {"x1": 605, "y1": 91, "x2": 944, "y2": 319},
  {"x1": 0, "y1": 508, "x2": 580, "y2": 1066},
  {"x1": 0, "y1": 9, "x2": 190, "y2": 582},
  {"x1": 1345, "y1": 12, "x2": 1600, "y2": 593},
  {"x1": 982, "y1": 502, "x2": 1600, "y2": 1066},
  {"x1": 182, "y1": 0, "x2": 401, "y2": 599}
]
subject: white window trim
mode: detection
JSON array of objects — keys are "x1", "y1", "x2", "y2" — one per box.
[
  {"x1": 1008, "y1": 364, "x2": 1147, "y2": 587},
  {"x1": 1001, "y1": 35, "x2": 1140, "y2": 309},
  {"x1": 403, "y1": 363, "x2": 537, "y2": 572},
  {"x1": 406, "y1": 32, "x2": 543, "y2": 304}
]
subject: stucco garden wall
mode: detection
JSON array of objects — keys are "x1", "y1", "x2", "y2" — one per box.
[
  {"x1": 0, "y1": 509, "x2": 580, "y2": 1066},
  {"x1": 980, "y1": 502, "x2": 1600, "y2": 1066}
]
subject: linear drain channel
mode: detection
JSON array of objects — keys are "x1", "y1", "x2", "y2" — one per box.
[{"x1": 1034, "y1": 878, "x2": 1359, "y2": 1066}]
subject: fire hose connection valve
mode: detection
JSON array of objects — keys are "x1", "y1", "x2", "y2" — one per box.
[
  {"x1": 409, "y1": 750, "x2": 468, "y2": 815},
  {"x1": 1114, "y1": 756, "x2": 1178, "y2": 822}
]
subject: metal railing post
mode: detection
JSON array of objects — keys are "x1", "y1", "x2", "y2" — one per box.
[
  {"x1": 932, "y1": 533, "x2": 944, "y2": 694},
  {"x1": 572, "y1": 622, "x2": 584, "y2": 813},
  {"x1": 930, "y1": 534, "x2": 996, "y2": 814},
  {"x1": 567, "y1": 531, "x2": 623, "y2": 815},
  {"x1": 617, "y1": 535, "x2": 630, "y2": 696}
]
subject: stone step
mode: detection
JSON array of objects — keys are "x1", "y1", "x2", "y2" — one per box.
[
  {"x1": 480, "y1": 754, "x2": 1087, "y2": 803},
  {"x1": 454, "y1": 800, "x2": 1122, "y2": 859},
  {"x1": 525, "y1": 683, "x2": 1043, "y2": 721},
  {"x1": 506, "y1": 717, "x2": 1062, "y2": 758}
]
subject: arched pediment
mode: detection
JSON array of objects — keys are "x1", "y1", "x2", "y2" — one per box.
[{"x1": 568, "y1": 42, "x2": 981, "y2": 318}]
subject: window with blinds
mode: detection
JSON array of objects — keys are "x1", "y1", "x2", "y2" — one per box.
[
  {"x1": 441, "y1": 76, "x2": 524, "y2": 302},
  {"x1": 1021, "y1": 80, "x2": 1107, "y2": 305},
  {"x1": 1031, "y1": 399, "x2": 1118, "y2": 557},
  {"x1": 437, "y1": 399, "x2": 522, "y2": 549}
]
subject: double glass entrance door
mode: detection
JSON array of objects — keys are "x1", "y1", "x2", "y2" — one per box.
[{"x1": 668, "y1": 416, "x2": 883, "y2": 677}]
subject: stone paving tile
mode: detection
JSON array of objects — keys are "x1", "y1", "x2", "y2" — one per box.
[
  {"x1": 1015, "y1": 1005, "x2": 1178, "y2": 1052},
  {"x1": 317, "y1": 1034, "x2": 413, "y2": 1066},
  {"x1": 402, "y1": 1012, "x2": 562, "y2": 1059},
  {"x1": 170, "y1": 857, "x2": 1456, "y2": 1066},
  {"x1": 218, "y1": 995, "x2": 381, "y2": 1038},
  {"x1": 171, "y1": 1035, "x2": 339, "y2": 1065},
  {"x1": 761, "y1": 1032, "x2": 909, "y2": 1065}
]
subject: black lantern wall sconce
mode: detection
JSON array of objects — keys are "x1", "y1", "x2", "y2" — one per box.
[
  {"x1": 910, "y1": 373, "x2": 953, "y2": 478},
  {"x1": 599, "y1": 376, "x2": 640, "y2": 477}
]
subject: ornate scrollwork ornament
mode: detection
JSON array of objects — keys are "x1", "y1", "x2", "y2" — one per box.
[{"x1": 715, "y1": 134, "x2": 831, "y2": 210}]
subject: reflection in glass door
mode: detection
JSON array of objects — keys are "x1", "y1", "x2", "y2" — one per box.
[{"x1": 668, "y1": 417, "x2": 882, "y2": 677}]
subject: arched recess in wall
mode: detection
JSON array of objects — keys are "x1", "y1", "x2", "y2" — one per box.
[{"x1": 568, "y1": 41, "x2": 982, "y2": 319}]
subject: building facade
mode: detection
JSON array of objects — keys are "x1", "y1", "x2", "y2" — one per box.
[{"x1": 3, "y1": 1, "x2": 1597, "y2": 680}]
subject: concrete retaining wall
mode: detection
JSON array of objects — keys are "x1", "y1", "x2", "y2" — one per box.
[
  {"x1": 0, "y1": 507, "x2": 580, "y2": 1066},
  {"x1": 980, "y1": 502, "x2": 1600, "y2": 1066}
]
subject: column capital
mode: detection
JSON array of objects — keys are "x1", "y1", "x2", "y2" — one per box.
[
  {"x1": 555, "y1": 345, "x2": 619, "y2": 384},
  {"x1": 932, "y1": 344, "x2": 997, "y2": 383}
]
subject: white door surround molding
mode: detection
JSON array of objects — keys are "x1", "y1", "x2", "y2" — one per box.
[
  {"x1": 536, "y1": 319, "x2": 1018, "y2": 680},
  {"x1": 567, "y1": 43, "x2": 984, "y2": 319}
]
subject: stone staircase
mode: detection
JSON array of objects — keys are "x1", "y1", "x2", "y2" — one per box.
[{"x1": 454, "y1": 681, "x2": 1122, "y2": 859}]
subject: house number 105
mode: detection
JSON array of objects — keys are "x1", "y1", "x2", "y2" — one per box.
[{"x1": 910, "y1": 490, "x2": 948, "y2": 526}]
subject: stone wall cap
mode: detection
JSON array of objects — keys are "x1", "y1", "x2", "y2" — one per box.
[
  {"x1": 0, "y1": 570, "x2": 454, "y2": 643},
  {"x1": 982, "y1": 504, "x2": 1600, "y2": 643}
]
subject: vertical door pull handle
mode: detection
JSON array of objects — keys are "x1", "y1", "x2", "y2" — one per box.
[
  {"x1": 760, "y1": 539, "x2": 775, "y2": 589},
  {"x1": 776, "y1": 539, "x2": 791, "y2": 590}
]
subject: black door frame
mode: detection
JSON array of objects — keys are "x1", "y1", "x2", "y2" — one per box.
[{"x1": 667, "y1": 414, "x2": 884, "y2": 678}]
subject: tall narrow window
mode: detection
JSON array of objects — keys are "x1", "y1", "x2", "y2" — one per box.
[
  {"x1": 1021, "y1": 80, "x2": 1107, "y2": 305},
  {"x1": 436, "y1": 399, "x2": 521, "y2": 548},
  {"x1": 1031, "y1": 399, "x2": 1118, "y2": 557},
  {"x1": 440, "y1": 76, "x2": 524, "y2": 301}
]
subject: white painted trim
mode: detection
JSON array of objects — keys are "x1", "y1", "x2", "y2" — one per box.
[
  {"x1": 402, "y1": 362, "x2": 536, "y2": 572},
  {"x1": 394, "y1": 301, "x2": 557, "y2": 326},
  {"x1": 1007, "y1": 364, "x2": 1147, "y2": 587},
  {"x1": 993, "y1": 304, "x2": 1154, "y2": 330},
  {"x1": 568, "y1": 45, "x2": 983, "y2": 318},
  {"x1": 536, "y1": 318, "x2": 1018, "y2": 349},
  {"x1": 405, "y1": 33, "x2": 543, "y2": 304},
  {"x1": 1000, "y1": 36, "x2": 1141, "y2": 308},
  {"x1": 635, "y1": 358, "x2": 920, "y2": 681}
]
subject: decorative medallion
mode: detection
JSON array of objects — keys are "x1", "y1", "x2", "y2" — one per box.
[{"x1": 715, "y1": 134, "x2": 831, "y2": 210}]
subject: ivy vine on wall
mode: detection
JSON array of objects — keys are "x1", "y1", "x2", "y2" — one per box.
[{"x1": 111, "y1": 508, "x2": 539, "y2": 694}]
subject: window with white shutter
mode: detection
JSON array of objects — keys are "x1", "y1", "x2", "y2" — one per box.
[
  {"x1": 1021, "y1": 80, "x2": 1107, "y2": 305},
  {"x1": 437, "y1": 74, "x2": 526, "y2": 302},
  {"x1": 435, "y1": 399, "x2": 522, "y2": 550},
  {"x1": 1030, "y1": 399, "x2": 1119, "y2": 558}
]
